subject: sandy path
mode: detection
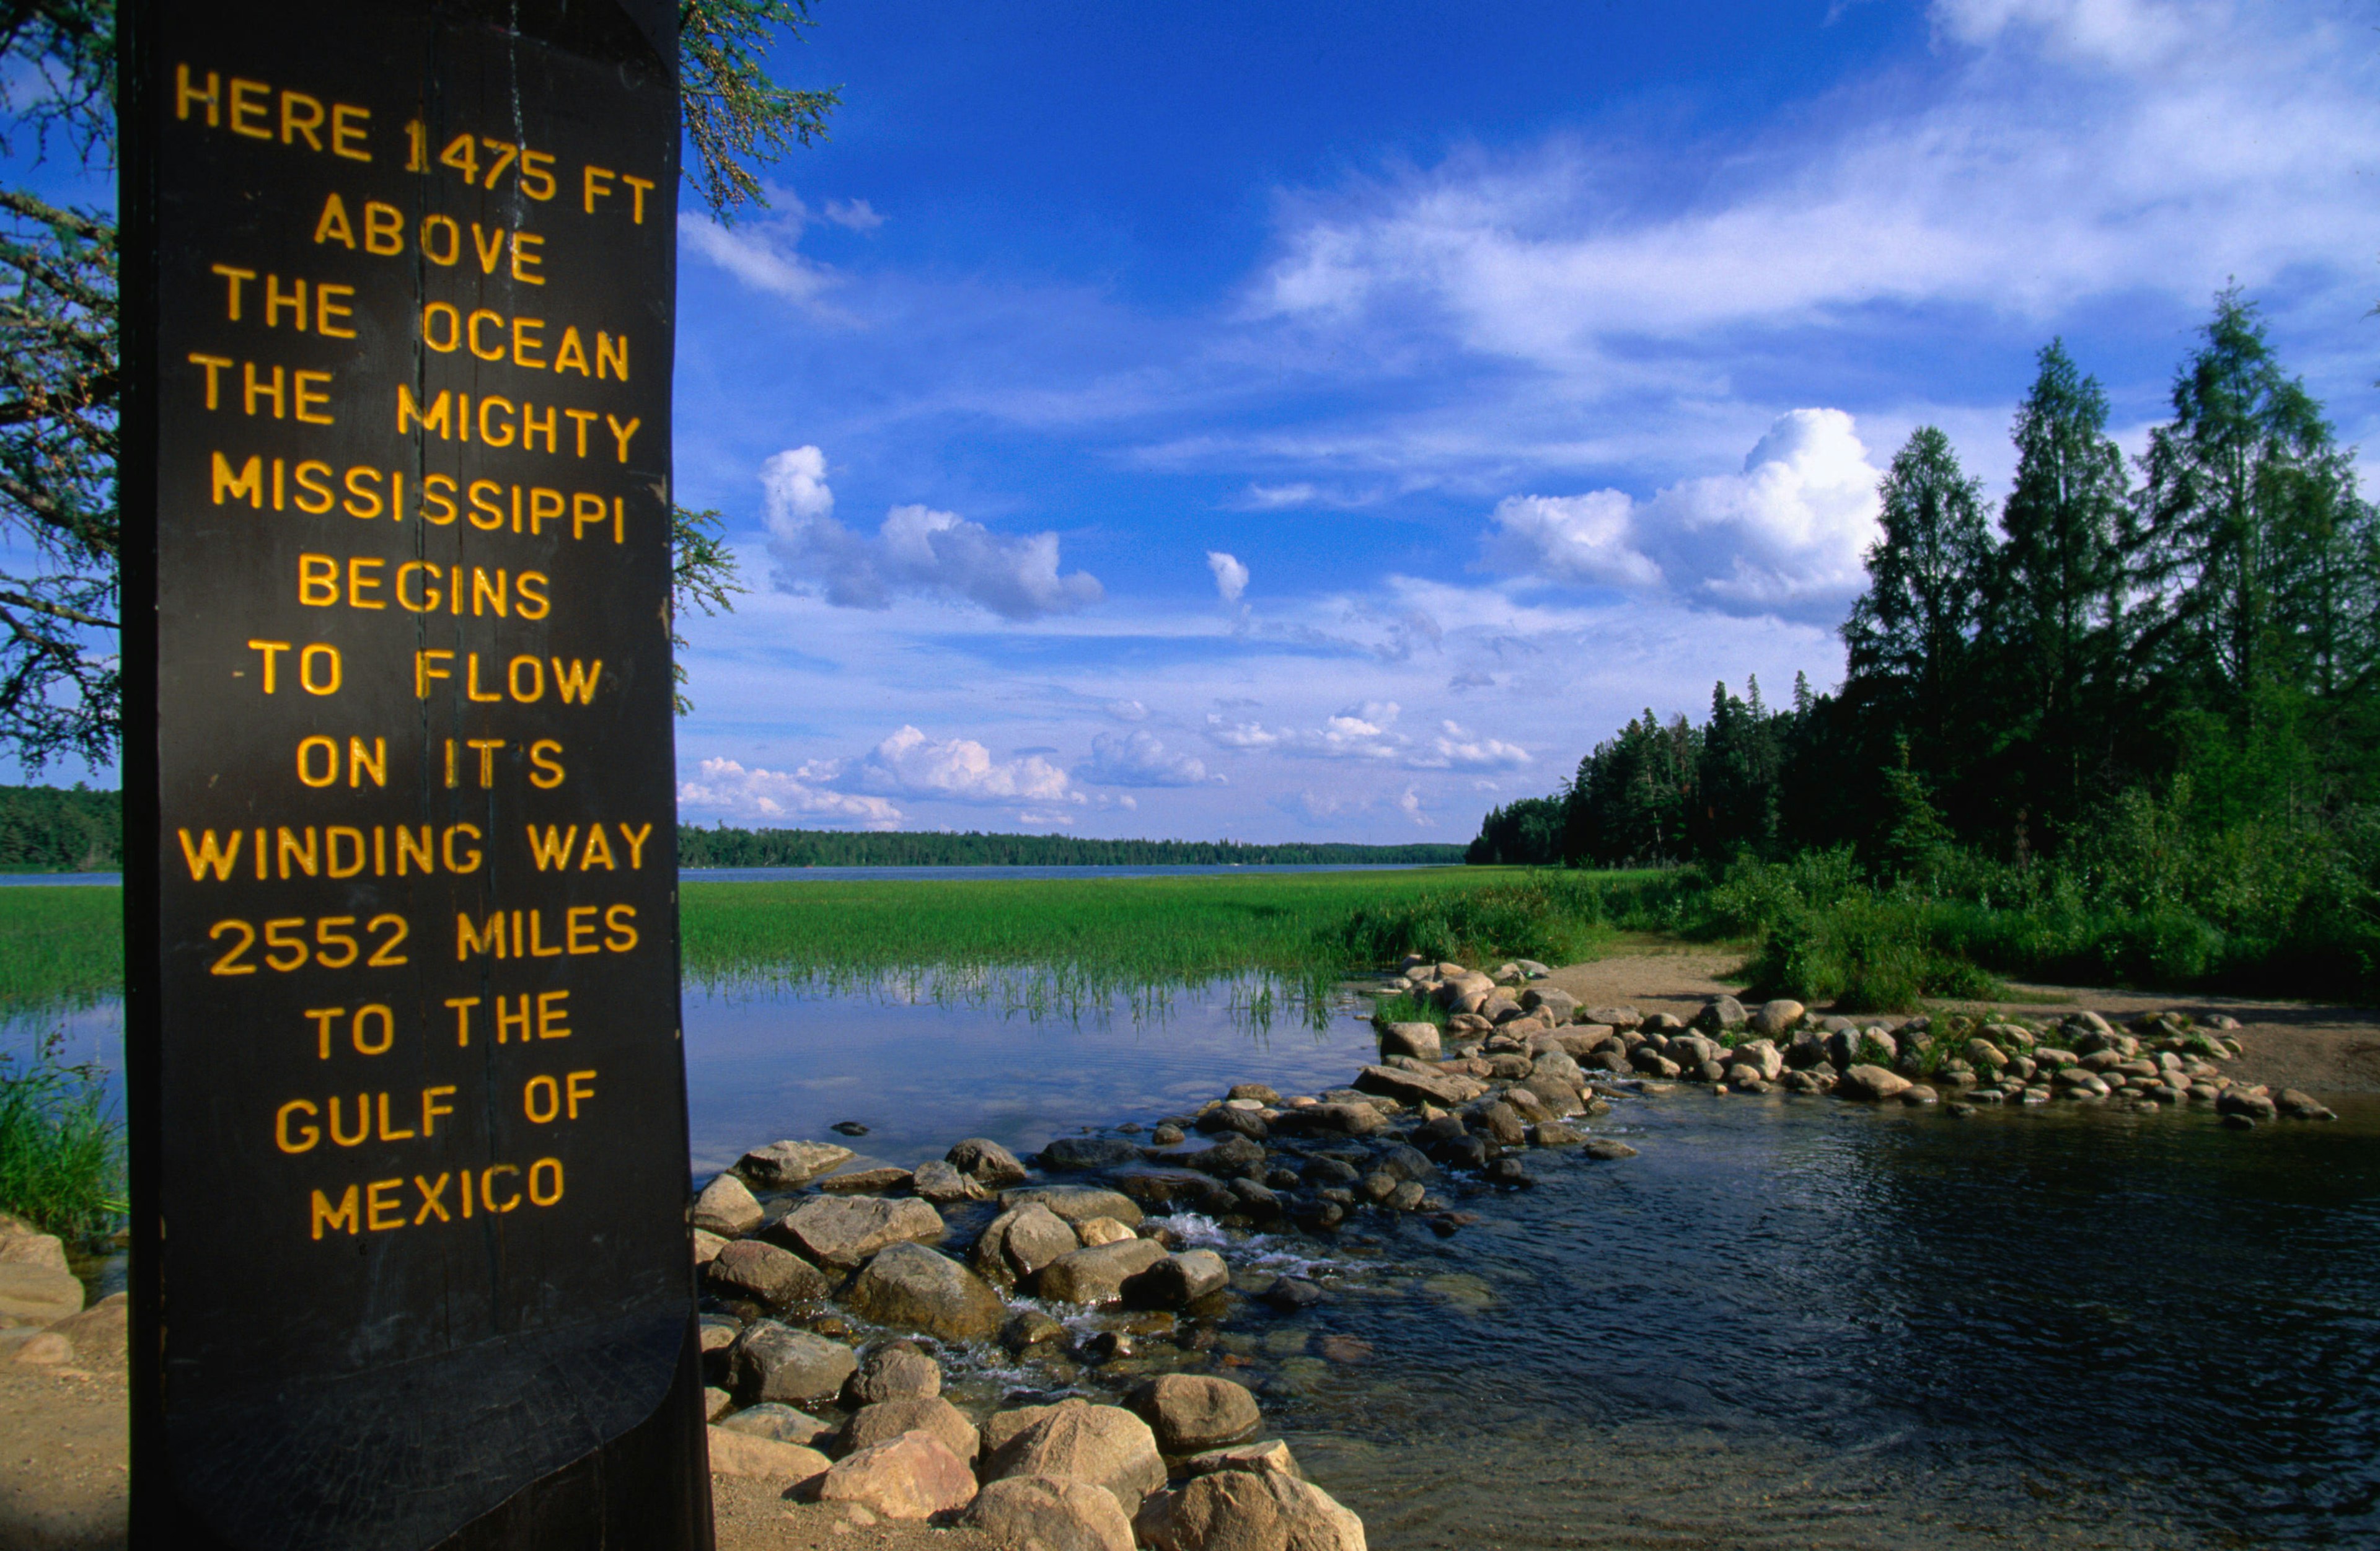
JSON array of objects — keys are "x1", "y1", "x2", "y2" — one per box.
[{"x1": 1542, "y1": 947, "x2": 2380, "y2": 1094}]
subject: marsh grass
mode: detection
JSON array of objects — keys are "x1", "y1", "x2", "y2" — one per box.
[
  {"x1": 0, "y1": 887, "x2": 120, "y2": 1011},
  {"x1": 0, "y1": 1027, "x2": 123, "y2": 1239},
  {"x1": 680, "y1": 867, "x2": 1668, "y2": 1024}
]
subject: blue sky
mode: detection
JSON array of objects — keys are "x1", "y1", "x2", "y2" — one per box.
[{"x1": 19, "y1": 1, "x2": 2380, "y2": 843}]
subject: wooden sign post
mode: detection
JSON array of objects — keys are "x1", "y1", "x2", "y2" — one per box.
[{"x1": 119, "y1": 3, "x2": 711, "y2": 1545}]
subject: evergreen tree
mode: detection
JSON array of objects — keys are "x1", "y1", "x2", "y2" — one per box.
[
  {"x1": 1843, "y1": 426, "x2": 1994, "y2": 771},
  {"x1": 1986, "y1": 339, "x2": 2131, "y2": 841}
]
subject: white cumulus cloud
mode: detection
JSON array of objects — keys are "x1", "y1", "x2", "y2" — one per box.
[
  {"x1": 1419, "y1": 721, "x2": 1531, "y2": 771},
  {"x1": 845, "y1": 725, "x2": 1082, "y2": 806},
  {"x1": 1486, "y1": 408, "x2": 1884, "y2": 620},
  {"x1": 762, "y1": 447, "x2": 1104, "y2": 621},
  {"x1": 1080, "y1": 730, "x2": 1219, "y2": 788},
  {"x1": 677, "y1": 757, "x2": 903, "y2": 828},
  {"x1": 1206, "y1": 551, "x2": 1250, "y2": 604}
]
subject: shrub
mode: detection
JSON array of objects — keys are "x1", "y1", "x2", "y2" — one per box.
[{"x1": 0, "y1": 1029, "x2": 123, "y2": 1241}]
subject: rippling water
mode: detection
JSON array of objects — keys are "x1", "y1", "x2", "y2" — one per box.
[{"x1": 685, "y1": 981, "x2": 2380, "y2": 1550}]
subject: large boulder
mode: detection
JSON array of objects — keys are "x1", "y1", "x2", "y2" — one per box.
[
  {"x1": 1519, "y1": 986, "x2": 1579, "y2": 1022},
  {"x1": 1129, "y1": 1375, "x2": 1261, "y2": 1454},
  {"x1": 777, "y1": 1195, "x2": 945, "y2": 1268},
  {"x1": 735, "y1": 1140, "x2": 855, "y2": 1190},
  {"x1": 1731, "y1": 1039, "x2": 1784, "y2": 1082},
  {"x1": 817, "y1": 1430, "x2": 978, "y2": 1521},
  {"x1": 1377, "y1": 1022, "x2": 1442, "y2": 1061},
  {"x1": 1135, "y1": 1469, "x2": 1367, "y2": 1551},
  {"x1": 717, "y1": 1403, "x2": 834, "y2": 1447},
  {"x1": 1038, "y1": 1238, "x2": 1169, "y2": 1305},
  {"x1": 985, "y1": 1399, "x2": 1166, "y2": 1514},
  {"x1": 1838, "y1": 1064, "x2": 1913, "y2": 1102},
  {"x1": 843, "y1": 1396, "x2": 980, "y2": 1464},
  {"x1": 847, "y1": 1241, "x2": 1005, "y2": 1342},
  {"x1": 705, "y1": 1426, "x2": 831, "y2": 1483},
  {"x1": 966, "y1": 1475, "x2": 1136, "y2": 1551},
  {"x1": 1267, "y1": 1102, "x2": 1385, "y2": 1139},
  {"x1": 706, "y1": 1239, "x2": 831, "y2": 1308},
  {"x1": 729, "y1": 1320, "x2": 858, "y2": 1405},
  {"x1": 1122, "y1": 1250, "x2": 1230, "y2": 1309},
  {"x1": 1749, "y1": 1000, "x2": 1805, "y2": 1038},
  {"x1": 1181, "y1": 1440, "x2": 1303, "y2": 1481},
  {"x1": 1001, "y1": 1185, "x2": 1146, "y2": 1229},
  {"x1": 1585, "y1": 1004, "x2": 1642, "y2": 1030},
  {"x1": 0, "y1": 1263, "x2": 82, "y2": 1324},
  {"x1": 1351, "y1": 1065, "x2": 1476, "y2": 1108},
  {"x1": 910, "y1": 1159, "x2": 989, "y2": 1204},
  {"x1": 1695, "y1": 996, "x2": 1748, "y2": 1032},
  {"x1": 1184, "y1": 1135, "x2": 1267, "y2": 1177},
  {"x1": 947, "y1": 1136, "x2": 1030, "y2": 1188},
  {"x1": 974, "y1": 1201, "x2": 1085, "y2": 1289},
  {"x1": 847, "y1": 1342, "x2": 940, "y2": 1405},
  {"x1": 691, "y1": 1172, "x2": 764, "y2": 1237},
  {"x1": 1038, "y1": 1136, "x2": 1143, "y2": 1171}
]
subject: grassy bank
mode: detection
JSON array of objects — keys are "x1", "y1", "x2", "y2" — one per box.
[{"x1": 0, "y1": 1029, "x2": 121, "y2": 1238}]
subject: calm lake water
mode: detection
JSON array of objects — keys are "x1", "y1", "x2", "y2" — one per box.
[{"x1": 14, "y1": 980, "x2": 2376, "y2": 1547}]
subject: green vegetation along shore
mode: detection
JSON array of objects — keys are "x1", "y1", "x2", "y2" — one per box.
[{"x1": 0, "y1": 785, "x2": 119, "y2": 872}]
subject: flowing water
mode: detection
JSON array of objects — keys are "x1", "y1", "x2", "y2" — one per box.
[
  {"x1": 16, "y1": 979, "x2": 2377, "y2": 1546},
  {"x1": 685, "y1": 978, "x2": 2380, "y2": 1550}
]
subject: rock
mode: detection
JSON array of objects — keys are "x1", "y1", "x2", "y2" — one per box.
[
  {"x1": 844, "y1": 1395, "x2": 981, "y2": 1464},
  {"x1": 976, "y1": 1202, "x2": 1082, "y2": 1285},
  {"x1": 1228, "y1": 1083, "x2": 1282, "y2": 1104},
  {"x1": 1197, "y1": 1105, "x2": 1269, "y2": 1142},
  {"x1": 848, "y1": 1342, "x2": 941, "y2": 1405},
  {"x1": 778, "y1": 1195, "x2": 945, "y2": 1268},
  {"x1": 1185, "y1": 1135, "x2": 1267, "y2": 1177},
  {"x1": 708, "y1": 1239, "x2": 832, "y2": 1308},
  {"x1": 831, "y1": 1121, "x2": 871, "y2": 1136},
  {"x1": 1531, "y1": 1121, "x2": 1584, "y2": 1146},
  {"x1": 1003, "y1": 1185, "x2": 1146, "y2": 1229},
  {"x1": 0, "y1": 1263, "x2": 81, "y2": 1324},
  {"x1": 13, "y1": 1331, "x2": 71, "y2": 1364},
  {"x1": 1629, "y1": 1047, "x2": 1682, "y2": 1079},
  {"x1": 2216, "y1": 1088, "x2": 2278, "y2": 1122},
  {"x1": 1124, "y1": 1250, "x2": 1231, "y2": 1309},
  {"x1": 816, "y1": 1166, "x2": 916, "y2": 1196},
  {"x1": 736, "y1": 1140, "x2": 857, "y2": 1190},
  {"x1": 1003, "y1": 1309, "x2": 1067, "y2": 1351},
  {"x1": 1586, "y1": 1004, "x2": 1642, "y2": 1030},
  {"x1": 719, "y1": 1402, "x2": 835, "y2": 1446},
  {"x1": 848, "y1": 1242, "x2": 1005, "y2": 1343},
  {"x1": 1151, "y1": 1124, "x2": 1187, "y2": 1146},
  {"x1": 1352, "y1": 1064, "x2": 1474, "y2": 1107},
  {"x1": 1468, "y1": 1101, "x2": 1527, "y2": 1147},
  {"x1": 985, "y1": 1399, "x2": 1167, "y2": 1514},
  {"x1": 818, "y1": 1430, "x2": 978, "y2": 1520},
  {"x1": 1750, "y1": 1000, "x2": 1805, "y2": 1037},
  {"x1": 1039, "y1": 1238, "x2": 1170, "y2": 1305},
  {"x1": 910, "y1": 1159, "x2": 988, "y2": 1203},
  {"x1": 1734, "y1": 1039, "x2": 1786, "y2": 1081},
  {"x1": 966, "y1": 1474, "x2": 1139, "y2": 1551},
  {"x1": 700, "y1": 1312, "x2": 744, "y2": 1360},
  {"x1": 692, "y1": 1172, "x2": 764, "y2": 1237},
  {"x1": 1261, "y1": 1277, "x2": 1328, "y2": 1311},
  {"x1": 2276, "y1": 1089, "x2": 2338, "y2": 1121},
  {"x1": 1134, "y1": 1469, "x2": 1367, "y2": 1551},
  {"x1": 1078, "y1": 1216, "x2": 1138, "y2": 1246},
  {"x1": 0, "y1": 1232, "x2": 67, "y2": 1273},
  {"x1": 1180, "y1": 1441, "x2": 1303, "y2": 1487},
  {"x1": 46, "y1": 1299, "x2": 124, "y2": 1357},
  {"x1": 1838, "y1": 1064, "x2": 1913, "y2": 1101},
  {"x1": 1039, "y1": 1135, "x2": 1145, "y2": 1171},
  {"x1": 1267, "y1": 1102, "x2": 1385, "y2": 1138},
  {"x1": 1900, "y1": 1084, "x2": 1939, "y2": 1106},
  {"x1": 705, "y1": 1387, "x2": 735, "y2": 1421},
  {"x1": 1695, "y1": 996, "x2": 1748, "y2": 1032},
  {"x1": 692, "y1": 1228, "x2": 728, "y2": 1268},
  {"x1": 731, "y1": 1320, "x2": 858, "y2": 1405},
  {"x1": 1518, "y1": 986, "x2": 1579, "y2": 1023},
  {"x1": 1580, "y1": 1139, "x2": 1638, "y2": 1161},
  {"x1": 705, "y1": 1426, "x2": 832, "y2": 1482},
  {"x1": 947, "y1": 1137, "x2": 1031, "y2": 1189},
  {"x1": 1378, "y1": 1022, "x2": 1442, "y2": 1061},
  {"x1": 1130, "y1": 1374, "x2": 1263, "y2": 1454}
]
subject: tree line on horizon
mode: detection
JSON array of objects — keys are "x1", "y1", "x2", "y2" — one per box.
[
  {"x1": 680, "y1": 825, "x2": 1465, "y2": 869},
  {"x1": 1468, "y1": 293, "x2": 2379, "y2": 993}
]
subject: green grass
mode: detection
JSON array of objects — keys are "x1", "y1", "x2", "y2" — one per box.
[
  {"x1": 0, "y1": 887, "x2": 121, "y2": 1011},
  {"x1": 681, "y1": 866, "x2": 1691, "y2": 1022},
  {"x1": 0, "y1": 1028, "x2": 124, "y2": 1240}
]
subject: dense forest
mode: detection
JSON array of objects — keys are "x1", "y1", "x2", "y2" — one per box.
[
  {"x1": 680, "y1": 826, "x2": 1464, "y2": 868},
  {"x1": 1470, "y1": 293, "x2": 2380, "y2": 1001},
  {"x1": 0, "y1": 784, "x2": 119, "y2": 871}
]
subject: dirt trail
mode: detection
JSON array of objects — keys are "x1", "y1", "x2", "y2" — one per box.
[{"x1": 1542, "y1": 947, "x2": 2380, "y2": 1094}]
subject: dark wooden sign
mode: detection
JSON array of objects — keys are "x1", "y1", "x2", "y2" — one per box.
[{"x1": 120, "y1": 3, "x2": 710, "y2": 1545}]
